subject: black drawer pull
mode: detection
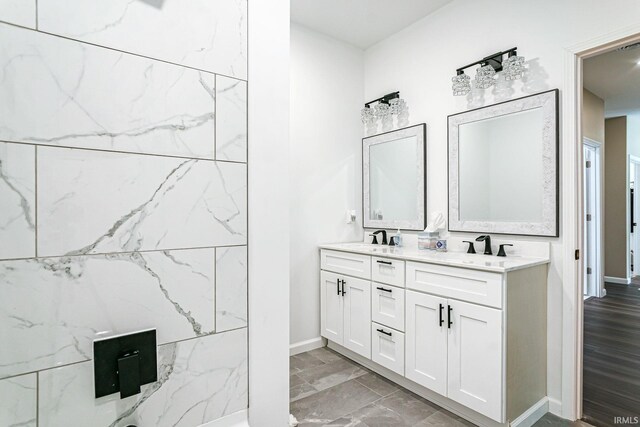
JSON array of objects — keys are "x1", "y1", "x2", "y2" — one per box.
[
  {"x1": 340, "y1": 279, "x2": 346, "y2": 296},
  {"x1": 376, "y1": 260, "x2": 393, "y2": 266},
  {"x1": 448, "y1": 305, "x2": 453, "y2": 329},
  {"x1": 439, "y1": 303, "x2": 444, "y2": 327},
  {"x1": 376, "y1": 286, "x2": 392, "y2": 293},
  {"x1": 376, "y1": 328, "x2": 392, "y2": 337},
  {"x1": 336, "y1": 278, "x2": 341, "y2": 296}
]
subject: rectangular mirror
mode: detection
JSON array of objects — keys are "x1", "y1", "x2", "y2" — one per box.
[
  {"x1": 363, "y1": 123, "x2": 426, "y2": 230},
  {"x1": 448, "y1": 90, "x2": 558, "y2": 236}
]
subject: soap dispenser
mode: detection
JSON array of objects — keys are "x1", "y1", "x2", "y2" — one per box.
[{"x1": 393, "y1": 229, "x2": 403, "y2": 247}]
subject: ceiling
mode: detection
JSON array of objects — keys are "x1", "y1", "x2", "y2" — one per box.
[
  {"x1": 290, "y1": 0, "x2": 452, "y2": 49},
  {"x1": 584, "y1": 44, "x2": 640, "y2": 117}
]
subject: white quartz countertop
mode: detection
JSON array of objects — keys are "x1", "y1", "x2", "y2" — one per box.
[{"x1": 319, "y1": 242, "x2": 550, "y2": 273}]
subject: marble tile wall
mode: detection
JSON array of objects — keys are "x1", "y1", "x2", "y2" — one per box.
[
  {"x1": 0, "y1": 0, "x2": 248, "y2": 425},
  {"x1": 0, "y1": 0, "x2": 36, "y2": 28}
]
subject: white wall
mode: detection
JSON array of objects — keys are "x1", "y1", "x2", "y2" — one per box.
[
  {"x1": 290, "y1": 24, "x2": 364, "y2": 347},
  {"x1": 363, "y1": 0, "x2": 640, "y2": 414},
  {"x1": 248, "y1": 1, "x2": 290, "y2": 425}
]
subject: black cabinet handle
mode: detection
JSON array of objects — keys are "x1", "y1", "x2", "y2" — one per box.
[
  {"x1": 336, "y1": 278, "x2": 340, "y2": 296},
  {"x1": 376, "y1": 286, "x2": 392, "y2": 293},
  {"x1": 448, "y1": 305, "x2": 453, "y2": 329},
  {"x1": 376, "y1": 260, "x2": 393, "y2": 266},
  {"x1": 340, "y1": 280, "x2": 346, "y2": 296},
  {"x1": 439, "y1": 303, "x2": 444, "y2": 327},
  {"x1": 376, "y1": 328, "x2": 392, "y2": 336}
]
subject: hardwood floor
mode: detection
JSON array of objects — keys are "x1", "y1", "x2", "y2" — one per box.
[{"x1": 583, "y1": 282, "x2": 640, "y2": 427}]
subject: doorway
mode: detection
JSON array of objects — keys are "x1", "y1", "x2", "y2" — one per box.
[
  {"x1": 631, "y1": 155, "x2": 640, "y2": 281},
  {"x1": 579, "y1": 35, "x2": 640, "y2": 426},
  {"x1": 583, "y1": 139, "x2": 603, "y2": 298}
]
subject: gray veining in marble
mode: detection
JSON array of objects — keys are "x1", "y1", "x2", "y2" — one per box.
[
  {"x1": 290, "y1": 352, "x2": 328, "y2": 375},
  {"x1": 297, "y1": 358, "x2": 369, "y2": 392},
  {"x1": 290, "y1": 378, "x2": 381, "y2": 426},
  {"x1": 0, "y1": 24, "x2": 216, "y2": 159},
  {"x1": 414, "y1": 410, "x2": 475, "y2": 427},
  {"x1": 291, "y1": 381, "x2": 319, "y2": 403},
  {"x1": 0, "y1": 373, "x2": 37, "y2": 427},
  {"x1": 0, "y1": 0, "x2": 35, "y2": 28},
  {"x1": 354, "y1": 372, "x2": 400, "y2": 397},
  {"x1": 306, "y1": 347, "x2": 345, "y2": 364},
  {"x1": 216, "y1": 75, "x2": 247, "y2": 162},
  {"x1": 37, "y1": 0, "x2": 247, "y2": 79},
  {"x1": 0, "y1": 248, "x2": 214, "y2": 379},
  {"x1": 216, "y1": 246, "x2": 247, "y2": 332},
  {"x1": 0, "y1": 142, "x2": 35, "y2": 260},
  {"x1": 39, "y1": 328, "x2": 248, "y2": 427},
  {"x1": 37, "y1": 147, "x2": 246, "y2": 257}
]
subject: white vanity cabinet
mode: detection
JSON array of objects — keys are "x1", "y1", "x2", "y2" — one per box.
[
  {"x1": 320, "y1": 269, "x2": 371, "y2": 358},
  {"x1": 320, "y1": 244, "x2": 549, "y2": 427},
  {"x1": 405, "y1": 291, "x2": 448, "y2": 395},
  {"x1": 406, "y1": 290, "x2": 503, "y2": 420}
]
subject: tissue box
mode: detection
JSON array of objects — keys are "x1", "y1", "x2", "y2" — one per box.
[{"x1": 418, "y1": 232, "x2": 439, "y2": 250}]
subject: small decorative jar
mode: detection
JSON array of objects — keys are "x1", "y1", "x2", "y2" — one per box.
[{"x1": 436, "y1": 239, "x2": 448, "y2": 252}]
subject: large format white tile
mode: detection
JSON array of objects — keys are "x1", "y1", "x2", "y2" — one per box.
[
  {"x1": 38, "y1": 0, "x2": 248, "y2": 79},
  {"x1": 0, "y1": 248, "x2": 214, "y2": 379},
  {"x1": 37, "y1": 147, "x2": 247, "y2": 256},
  {"x1": 0, "y1": 142, "x2": 35, "y2": 259},
  {"x1": 0, "y1": 373, "x2": 36, "y2": 427},
  {"x1": 216, "y1": 246, "x2": 247, "y2": 332},
  {"x1": 0, "y1": 0, "x2": 35, "y2": 28},
  {"x1": 39, "y1": 329, "x2": 248, "y2": 427},
  {"x1": 0, "y1": 24, "x2": 215, "y2": 159},
  {"x1": 216, "y1": 76, "x2": 247, "y2": 162}
]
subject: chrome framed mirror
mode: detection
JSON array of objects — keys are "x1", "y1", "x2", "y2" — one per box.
[
  {"x1": 363, "y1": 123, "x2": 426, "y2": 230},
  {"x1": 448, "y1": 89, "x2": 559, "y2": 237}
]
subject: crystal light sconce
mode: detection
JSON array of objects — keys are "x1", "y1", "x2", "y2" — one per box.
[
  {"x1": 452, "y1": 47, "x2": 525, "y2": 96},
  {"x1": 361, "y1": 91, "x2": 407, "y2": 133}
]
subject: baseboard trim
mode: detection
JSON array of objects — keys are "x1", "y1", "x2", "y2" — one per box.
[
  {"x1": 511, "y1": 397, "x2": 548, "y2": 427},
  {"x1": 290, "y1": 337, "x2": 325, "y2": 356},
  {"x1": 200, "y1": 409, "x2": 249, "y2": 427},
  {"x1": 548, "y1": 397, "x2": 562, "y2": 416},
  {"x1": 604, "y1": 275, "x2": 631, "y2": 285}
]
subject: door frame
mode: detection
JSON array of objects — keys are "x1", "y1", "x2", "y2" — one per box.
[
  {"x1": 630, "y1": 154, "x2": 640, "y2": 279},
  {"x1": 563, "y1": 27, "x2": 640, "y2": 421},
  {"x1": 583, "y1": 138, "x2": 604, "y2": 298}
]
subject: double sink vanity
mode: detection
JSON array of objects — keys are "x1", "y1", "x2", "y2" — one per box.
[
  {"x1": 319, "y1": 241, "x2": 549, "y2": 426},
  {"x1": 318, "y1": 89, "x2": 560, "y2": 426}
]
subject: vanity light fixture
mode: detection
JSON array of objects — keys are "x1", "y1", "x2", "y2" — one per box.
[
  {"x1": 452, "y1": 47, "x2": 525, "y2": 96},
  {"x1": 360, "y1": 91, "x2": 406, "y2": 123},
  {"x1": 475, "y1": 63, "x2": 497, "y2": 89},
  {"x1": 452, "y1": 71, "x2": 471, "y2": 96}
]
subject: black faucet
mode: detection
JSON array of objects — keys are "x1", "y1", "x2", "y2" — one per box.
[
  {"x1": 475, "y1": 235, "x2": 492, "y2": 255},
  {"x1": 372, "y1": 230, "x2": 388, "y2": 245}
]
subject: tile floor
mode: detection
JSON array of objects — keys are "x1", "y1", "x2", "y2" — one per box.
[{"x1": 290, "y1": 347, "x2": 591, "y2": 427}]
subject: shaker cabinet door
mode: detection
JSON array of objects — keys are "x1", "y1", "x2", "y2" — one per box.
[
  {"x1": 343, "y1": 276, "x2": 372, "y2": 358},
  {"x1": 405, "y1": 290, "x2": 448, "y2": 396},
  {"x1": 320, "y1": 271, "x2": 344, "y2": 344},
  {"x1": 447, "y1": 299, "x2": 503, "y2": 422}
]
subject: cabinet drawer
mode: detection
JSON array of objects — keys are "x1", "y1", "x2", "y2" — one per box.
[
  {"x1": 372, "y1": 257, "x2": 405, "y2": 287},
  {"x1": 371, "y1": 322, "x2": 404, "y2": 375},
  {"x1": 372, "y1": 284, "x2": 405, "y2": 331},
  {"x1": 321, "y1": 250, "x2": 371, "y2": 280},
  {"x1": 406, "y1": 262, "x2": 503, "y2": 309}
]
